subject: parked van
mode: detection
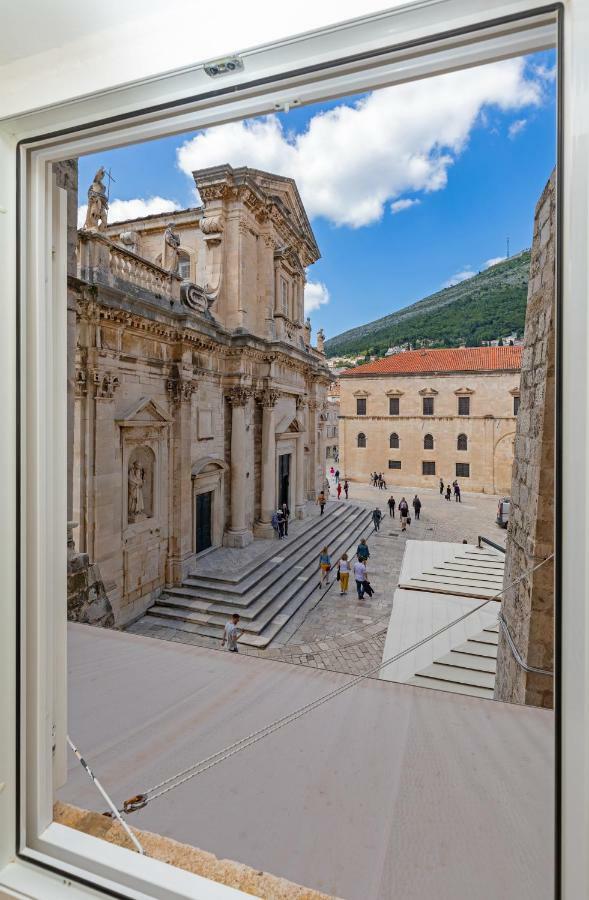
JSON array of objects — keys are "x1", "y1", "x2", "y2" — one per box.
[{"x1": 496, "y1": 497, "x2": 510, "y2": 528}]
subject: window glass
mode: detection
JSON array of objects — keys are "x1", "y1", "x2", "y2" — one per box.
[
  {"x1": 424, "y1": 434, "x2": 434, "y2": 450},
  {"x1": 457, "y1": 433, "x2": 468, "y2": 451},
  {"x1": 389, "y1": 396, "x2": 399, "y2": 415},
  {"x1": 390, "y1": 432, "x2": 399, "y2": 448},
  {"x1": 422, "y1": 461, "x2": 436, "y2": 475},
  {"x1": 357, "y1": 432, "x2": 366, "y2": 448},
  {"x1": 514, "y1": 395, "x2": 521, "y2": 415},
  {"x1": 423, "y1": 397, "x2": 434, "y2": 415},
  {"x1": 389, "y1": 460, "x2": 401, "y2": 469},
  {"x1": 458, "y1": 396, "x2": 470, "y2": 416},
  {"x1": 178, "y1": 253, "x2": 190, "y2": 279},
  {"x1": 356, "y1": 397, "x2": 367, "y2": 416},
  {"x1": 456, "y1": 462, "x2": 470, "y2": 477}
]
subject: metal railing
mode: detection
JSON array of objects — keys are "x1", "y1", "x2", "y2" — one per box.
[{"x1": 477, "y1": 535, "x2": 506, "y2": 554}]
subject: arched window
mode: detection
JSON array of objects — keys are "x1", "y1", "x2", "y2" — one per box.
[
  {"x1": 389, "y1": 432, "x2": 399, "y2": 449},
  {"x1": 357, "y1": 433, "x2": 366, "y2": 448},
  {"x1": 423, "y1": 433, "x2": 434, "y2": 450},
  {"x1": 457, "y1": 433, "x2": 468, "y2": 451},
  {"x1": 178, "y1": 250, "x2": 191, "y2": 280}
]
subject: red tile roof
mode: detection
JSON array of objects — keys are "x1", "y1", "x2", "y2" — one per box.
[{"x1": 340, "y1": 346, "x2": 522, "y2": 377}]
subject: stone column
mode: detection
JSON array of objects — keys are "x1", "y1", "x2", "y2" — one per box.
[
  {"x1": 166, "y1": 367, "x2": 196, "y2": 583},
  {"x1": 254, "y1": 389, "x2": 279, "y2": 537},
  {"x1": 225, "y1": 387, "x2": 254, "y2": 548},
  {"x1": 295, "y1": 433, "x2": 306, "y2": 519},
  {"x1": 307, "y1": 400, "x2": 318, "y2": 500}
]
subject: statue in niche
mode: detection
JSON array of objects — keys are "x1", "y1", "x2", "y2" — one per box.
[
  {"x1": 84, "y1": 167, "x2": 109, "y2": 231},
  {"x1": 163, "y1": 222, "x2": 181, "y2": 273},
  {"x1": 128, "y1": 460, "x2": 146, "y2": 522}
]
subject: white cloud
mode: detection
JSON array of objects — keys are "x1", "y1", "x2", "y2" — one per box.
[
  {"x1": 508, "y1": 118, "x2": 527, "y2": 139},
  {"x1": 78, "y1": 196, "x2": 180, "y2": 228},
  {"x1": 532, "y1": 63, "x2": 557, "y2": 82},
  {"x1": 177, "y1": 58, "x2": 542, "y2": 229},
  {"x1": 390, "y1": 198, "x2": 421, "y2": 214},
  {"x1": 443, "y1": 268, "x2": 476, "y2": 288},
  {"x1": 484, "y1": 256, "x2": 507, "y2": 268},
  {"x1": 304, "y1": 280, "x2": 330, "y2": 313}
]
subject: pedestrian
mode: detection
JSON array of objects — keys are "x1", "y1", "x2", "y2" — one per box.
[
  {"x1": 412, "y1": 494, "x2": 422, "y2": 520},
  {"x1": 337, "y1": 553, "x2": 350, "y2": 595},
  {"x1": 399, "y1": 497, "x2": 409, "y2": 531},
  {"x1": 445, "y1": 484, "x2": 451, "y2": 501},
  {"x1": 337, "y1": 481, "x2": 342, "y2": 499},
  {"x1": 318, "y1": 546, "x2": 331, "y2": 589},
  {"x1": 388, "y1": 495, "x2": 396, "y2": 517},
  {"x1": 271, "y1": 509, "x2": 280, "y2": 539},
  {"x1": 372, "y1": 508, "x2": 382, "y2": 531},
  {"x1": 382, "y1": 477, "x2": 387, "y2": 490},
  {"x1": 317, "y1": 490, "x2": 326, "y2": 515},
  {"x1": 343, "y1": 479, "x2": 349, "y2": 499},
  {"x1": 353, "y1": 557, "x2": 367, "y2": 599},
  {"x1": 221, "y1": 613, "x2": 243, "y2": 652},
  {"x1": 335, "y1": 468, "x2": 340, "y2": 484},
  {"x1": 330, "y1": 465, "x2": 335, "y2": 476},
  {"x1": 276, "y1": 508, "x2": 285, "y2": 539},
  {"x1": 281, "y1": 502, "x2": 290, "y2": 536},
  {"x1": 357, "y1": 538, "x2": 370, "y2": 562},
  {"x1": 440, "y1": 478, "x2": 444, "y2": 496},
  {"x1": 454, "y1": 481, "x2": 461, "y2": 502}
]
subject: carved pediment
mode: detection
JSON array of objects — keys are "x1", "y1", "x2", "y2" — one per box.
[
  {"x1": 509, "y1": 387, "x2": 521, "y2": 396},
  {"x1": 116, "y1": 396, "x2": 172, "y2": 428},
  {"x1": 353, "y1": 389, "x2": 370, "y2": 398},
  {"x1": 454, "y1": 387, "x2": 475, "y2": 395},
  {"x1": 385, "y1": 389, "x2": 404, "y2": 397},
  {"x1": 418, "y1": 388, "x2": 439, "y2": 396},
  {"x1": 276, "y1": 415, "x2": 304, "y2": 434}
]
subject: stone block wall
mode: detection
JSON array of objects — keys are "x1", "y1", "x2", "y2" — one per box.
[
  {"x1": 494, "y1": 169, "x2": 556, "y2": 708},
  {"x1": 67, "y1": 550, "x2": 114, "y2": 628}
]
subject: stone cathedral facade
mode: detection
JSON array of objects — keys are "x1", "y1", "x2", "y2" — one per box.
[{"x1": 72, "y1": 164, "x2": 330, "y2": 626}]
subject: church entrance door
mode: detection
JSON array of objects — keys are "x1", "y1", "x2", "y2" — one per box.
[
  {"x1": 195, "y1": 491, "x2": 213, "y2": 553},
  {"x1": 278, "y1": 453, "x2": 291, "y2": 509}
]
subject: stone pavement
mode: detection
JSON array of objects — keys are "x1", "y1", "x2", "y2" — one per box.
[{"x1": 127, "y1": 473, "x2": 503, "y2": 676}]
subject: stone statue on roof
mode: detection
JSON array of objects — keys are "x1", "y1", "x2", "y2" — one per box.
[
  {"x1": 163, "y1": 221, "x2": 181, "y2": 273},
  {"x1": 84, "y1": 166, "x2": 108, "y2": 232}
]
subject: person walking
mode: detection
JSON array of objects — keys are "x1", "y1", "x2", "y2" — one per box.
[
  {"x1": 343, "y1": 479, "x2": 349, "y2": 499},
  {"x1": 372, "y1": 508, "x2": 382, "y2": 532},
  {"x1": 335, "y1": 468, "x2": 340, "y2": 484},
  {"x1": 337, "y1": 553, "x2": 350, "y2": 595},
  {"x1": 388, "y1": 495, "x2": 396, "y2": 517},
  {"x1": 221, "y1": 613, "x2": 243, "y2": 652},
  {"x1": 412, "y1": 494, "x2": 422, "y2": 520},
  {"x1": 317, "y1": 490, "x2": 326, "y2": 515},
  {"x1": 454, "y1": 481, "x2": 461, "y2": 502},
  {"x1": 276, "y1": 508, "x2": 285, "y2": 539},
  {"x1": 281, "y1": 502, "x2": 290, "y2": 536},
  {"x1": 356, "y1": 538, "x2": 370, "y2": 563},
  {"x1": 353, "y1": 557, "x2": 367, "y2": 599},
  {"x1": 318, "y1": 546, "x2": 331, "y2": 589},
  {"x1": 399, "y1": 497, "x2": 409, "y2": 531},
  {"x1": 337, "y1": 481, "x2": 342, "y2": 500},
  {"x1": 445, "y1": 484, "x2": 452, "y2": 501},
  {"x1": 440, "y1": 477, "x2": 444, "y2": 496}
]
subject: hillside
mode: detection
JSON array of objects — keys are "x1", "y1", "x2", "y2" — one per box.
[{"x1": 324, "y1": 251, "x2": 530, "y2": 359}]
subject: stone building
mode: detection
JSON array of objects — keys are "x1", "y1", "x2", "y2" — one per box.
[
  {"x1": 338, "y1": 346, "x2": 522, "y2": 493},
  {"x1": 326, "y1": 380, "x2": 340, "y2": 462},
  {"x1": 494, "y1": 171, "x2": 556, "y2": 709},
  {"x1": 72, "y1": 164, "x2": 330, "y2": 625}
]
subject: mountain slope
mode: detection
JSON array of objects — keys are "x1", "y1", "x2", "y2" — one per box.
[{"x1": 325, "y1": 251, "x2": 530, "y2": 359}]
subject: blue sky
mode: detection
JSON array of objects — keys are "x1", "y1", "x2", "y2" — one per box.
[{"x1": 79, "y1": 50, "x2": 556, "y2": 338}]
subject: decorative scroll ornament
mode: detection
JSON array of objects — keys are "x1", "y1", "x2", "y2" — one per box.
[{"x1": 180, "y1": 282, "x2": 209, "y2": 313}]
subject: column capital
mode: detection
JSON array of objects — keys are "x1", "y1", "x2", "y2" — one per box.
[
  {"x1": 256, "y1": 388, "x2": 280, "y2": 409},
  {"x1": 226, "y1": 386, "x2": 252, "y2": 407},
  {"x1": 296, "y1": 395, "x2": 308, "y2": 410},
  {"x1": 167, "y1": 375, "x2": 196, "y2": 404}
]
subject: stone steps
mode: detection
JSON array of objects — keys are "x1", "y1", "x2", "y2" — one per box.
[
  {"x1": 407, "y1": 625, "x2": 499, "y2": 700},
  {"x1": 146, "y1": 503, "x2": 374, "y2": 647}
]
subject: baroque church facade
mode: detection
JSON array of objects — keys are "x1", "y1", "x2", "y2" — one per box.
[{"x1": 71, "y1": 164, "x2": 330, "y2": 625}]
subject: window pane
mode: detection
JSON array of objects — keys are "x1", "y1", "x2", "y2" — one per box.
[
  {"x1": 456, "y1": 462, "x2": 470, "y2": 477},
  {"x1": 357, "y1": 433, "x2": 366, "y2": 448},
  {"x1": 423, "y1": 397, "x2": 434, "y2": 415},
  {"x1": 458, "y1": 396, "x2": 470, "y2": 415},
  {"x1": 357, "y1": 398, "x2": 366, "y2": 416},
  {"x1": 389, "y1": 460, "x2": 401, "y2": 469},
  {"x1": 457, "y1": 434, "x2": 468, "y2": 451},
  {"x1": 514, "y1": 395, "x2": 521, "y2": 415},
  {"x1": 389, "y1": 397, "x2": 399, "y2": 415},
  {"x1": 422, "y1": 461, "x2": 436, "y2": 475},
  {"x1": 390, "y1": 432, "x2": 399, "y2": 448},
  {"x1": 424, "y1": 434, "x2": 434, "y2": 450}
]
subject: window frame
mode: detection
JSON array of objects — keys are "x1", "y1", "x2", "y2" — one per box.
[
  {"x1": 357, "y1": 432, "x2": 367, "y2": 448},
  {"x1": 424, "y1": 433, "x2": 434, "y2": 450},
  {"x1": 389, "y1": 396, "x2": 400, "y2": 415},
  {"x1": 456, "y1": 462, "x2": 471, "y2": 478},
  {"x1": 422, "y1": 461, "x2": 436, "y2": 475},
  {"x1": 390, "y1": 432, "x2": 400, "y2": 449},
  {"x1": 2, "y1": 1, "x2": 579, "y2": 897},
  {"x1": 388, "y1": 460, "x2": 402, "y2": 470},
  {"x1": 422, "y1": 396, "x2": 434, "y2": 416},
  {"x1": 458, "y1": 395, "x2": 471, "y2": 416},
  {"x1": 457, "y1": 433, "x2": 468, "y2": 451},
  {"x1": 356, "y1": 397, "x2": 367, "y2": 416}
]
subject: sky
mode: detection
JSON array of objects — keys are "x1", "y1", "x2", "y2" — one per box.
[{"x1": 78, "y1": 50, "x2": 556, "y2": 339}]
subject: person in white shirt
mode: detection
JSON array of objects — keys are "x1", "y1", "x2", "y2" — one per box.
[
  {"x1": 353, "y1": 559, "x2": 367, "y2": 599},
  {"x1": 221, "y1": 613, "x2": 243, "y2": 652}
]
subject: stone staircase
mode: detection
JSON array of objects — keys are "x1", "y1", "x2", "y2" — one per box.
[
  {"x1": 146, "y1": 503, "x2": 374, "y2": 648},
  {"x1": 406, "y1": 622, "x2": 499, "y2": 699}
]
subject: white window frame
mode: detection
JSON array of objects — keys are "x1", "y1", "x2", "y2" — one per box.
[{"x1": 2, "y1": 0, "x2": 587, "y2": 896}]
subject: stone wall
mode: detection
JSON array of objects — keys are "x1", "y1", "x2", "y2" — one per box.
[{"x1": 494, "y1": 170, "x2": 556, "y2": 708}]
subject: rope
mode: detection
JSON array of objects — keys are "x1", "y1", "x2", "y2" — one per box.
[
  {"x1": 67, "y1": 736, "x2": 145, "y2": 854},
  {"x1": 497, "y1": 611, "x2": 553, "y2": 676},
  {"x1": 121, "y1": 552, "x2": 553, "y2": 814}
]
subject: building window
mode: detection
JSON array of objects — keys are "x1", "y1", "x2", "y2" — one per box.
[
  {"x1": 390, "y1": 432, "x2": 399, "y2": 449},
  {"x1": 389, "y1": 460, "x2": 402, "y2": 469},
  {"x1": 423, "y1": 433, "x2": 434, "y2": 450},
  {"x1": 456, "y1": 462, "x2": 470, "y2": 477},
  {"x1": 422, "y1": 461, "x2": 436, "y2": 475},
  {"x1": 513, "y1": 395, "x2": 521, "y2": 415},
  {"x1": 280, "y1": 276, "x2": 289, "y2": 314},
  {"x1": 458, "y1": 396, "x2": 470, "y2": 416},
  {"x1": 423, "y1": 396, "x2": 434, "y2": 415},
  {"x1": 357, "y1": 432, "x2": 366, "y2": 448},
  {"x1": 356, "y1": 397, "x2": 367, "y2": 416},
  {"x1": 389, "y1": 396, "x2": 400, "y2": 415},
  {"x1": 457, "y1": 433, "x2": 468, "y2": 451},
  {"x1": 178, "y1": 251, "x2": 191, "y2": 279}
]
